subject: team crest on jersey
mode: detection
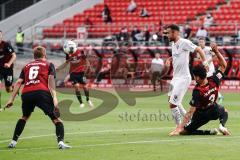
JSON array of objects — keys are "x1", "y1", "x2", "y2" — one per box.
[
  {"x1": 173, "y1": 95, "x2": 178, "y2": 102},
  {"x1": 176, "y1": 45, "x2": 179, "y2": 49}
]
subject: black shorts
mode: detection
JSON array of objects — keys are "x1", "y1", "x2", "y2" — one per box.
[
  {"x1": 70, "y1": 72, "x2": 86, "y2": 85},
  {"x1": 0, "y1": 67, "x2": 13, "y2": 87},
  {"x1": 184, "y1": 103, "x2": 224, "y2": 132},
  {"x1": 151, "y1": 71, "x2": 162, "y2": 83},
  {"x1": 21, "y1": 90, "x2": 55, "y2": 117}
]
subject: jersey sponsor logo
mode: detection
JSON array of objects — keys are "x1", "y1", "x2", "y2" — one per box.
[
  {"x1": 26, "y1": 79, "x2": 40, "y2": 86},
  {"x1": 204, "y1": 87, "x2": 217, "y2": 97}
]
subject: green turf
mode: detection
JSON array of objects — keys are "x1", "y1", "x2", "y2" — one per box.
[{"x1": 0, "y1": 89, "x2": 239, "y2": 160}]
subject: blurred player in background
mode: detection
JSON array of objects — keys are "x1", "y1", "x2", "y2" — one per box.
[
  {"x1": 0, "y1": 31, "x2": 16, "y2": 93},
  {"x1": 95, "y1": 58, "x2": 111, "y2": 84},
  {"x1": 5, "y1": 46, "x2": 71, "y2": 149},
  {"x1": 151, "y1": 53, "x2": 165, "y2": 92},
  {"x1": 166, "y1": 24, "x2": 207, "y2": 133},
  {"x1": 198, "y1": 38, "x2": 224, "y2": 104},
  {"x1": 170, "y1": 43, "x2": 230, "y2": 136},
  {"x1": 57, "y1": 41, "x2": 94, "y2": 108}
]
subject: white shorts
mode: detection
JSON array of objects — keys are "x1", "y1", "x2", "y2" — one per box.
[{"x1": 168, "y1": 77, "x2": 192, "y2": 106}]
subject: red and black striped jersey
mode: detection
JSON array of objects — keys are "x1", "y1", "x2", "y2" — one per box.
[
  {"x1": 66, "y1": 49, "x2": 87, "y2": 73},
  {"x1": 19, "y1": 59, "x2": 56, "y2": 94},
  {"x1": 189, "y1": 70, "x2": 224, "y2": 109},
  {"x1": 0, "y1": 41, "x2": 15, "y2": 68}
]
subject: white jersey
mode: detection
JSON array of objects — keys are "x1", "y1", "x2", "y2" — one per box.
[
  {"x1": 151, "y1": 58, "x2": 164, "y2": 72},
  {"x1": 202, "y1": 46, "x2": 215, "y2": 77},
  {"x1": 171, "y1": 38, "x2": 197, "y2": 78}
]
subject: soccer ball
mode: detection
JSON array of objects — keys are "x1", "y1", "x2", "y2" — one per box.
[{"x1": 63, "y1": 40, "x2": 77, "y2": 54}]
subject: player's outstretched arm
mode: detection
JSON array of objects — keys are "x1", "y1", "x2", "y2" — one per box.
[
  {"x1": 48, "y1": 75, "x2": 58, "y2": 108},
  {"x1": 161, "y1": 57, "x2": 172, "y2": 78},
  {"x1": 194, "y1": 47, "x2": 208, "y2": 67},
  {"x1": 4, "y1": 52, "x2": 16, "y2": 68},
  {"x1": 181, "y1": 106, "x2": 196, "y2": 128},
  {"x1": 5, "y1": 78, "x2": 23, "y2": 108},
  {"x1": 170, "y1": 106, "x2": 196, "y2": 136},
  {"x1": 210, "y1": 43, "x2": 227, "y2": 73},
  {"x1": 56, "y1": 61, "x2": 69, "y2": 71}
]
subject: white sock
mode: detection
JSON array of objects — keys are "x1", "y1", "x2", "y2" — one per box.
[
  {"x1": 10, "y1": 140, "x2": 17, "y2": 145},
  {"x1": 178, "y1": 104, "x2": 187, "y2": 116},
  {"x1": 171, "y1": 107, "x2": 182, "y2": 125},
  {"x1": 218, "y1": 92, "x2": 223, "y2": 98},
  {"x1": 58, "y1": 141, "x2": 64, "y2": 145}
]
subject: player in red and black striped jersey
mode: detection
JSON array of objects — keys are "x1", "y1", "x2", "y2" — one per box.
[
  {"x1": 5, "y1": 46, "x2": 71, "y2": 149},
  {"x1": 57, "y1": 47, "x2": 94, "y2": 108},
  {"x1": 0, "y1": 31, "x2": 16, "y2": 93},
  {"x1": 170, "y1": 43, "x2": 230, "y2": 136}
]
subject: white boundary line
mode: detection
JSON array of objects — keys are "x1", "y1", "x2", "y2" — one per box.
[
  {"x1": 0, "y1": 127, "x2": 173, "y2": 144},
  {"x1": 0, "y1": 135, "x2": 240, "y2": 152},
  {"x1": 1, "y1": 124, "x2": 238, "y2": 144}
]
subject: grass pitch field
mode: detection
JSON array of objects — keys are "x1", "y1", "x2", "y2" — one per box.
[{"x1": 0, "y1": 89, "x2": 239, "y2": 160}]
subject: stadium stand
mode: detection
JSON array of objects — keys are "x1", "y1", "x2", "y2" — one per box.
[
  {"x1": 0, "y1": 0, "x2": 41, "y2": 20},
  {"x1": 1, "y1": 0, "x2": 239, "y2": 81},
  {"x1": 42, "y1": 0, "x2": 236, "y2": 38}
]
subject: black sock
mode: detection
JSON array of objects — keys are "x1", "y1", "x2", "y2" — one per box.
[
  {"x1": 190, "y1": 130, "x2": 211, "y2": 135},
  {"x1": 83, "y1": 88, "x2": 89, "y2": 101},
  {"x1": 55, "y1": 122, "x2": 64, "y2": 142},
  {"x1": 219, "y1": 110, "x2": 228, "y2": 127},
  {"x1": 13, "y1": 119, "x2": 26, "y2": 141},
  {"x1": 75, "y1": 90, "x2": 83, "y2": 104}
]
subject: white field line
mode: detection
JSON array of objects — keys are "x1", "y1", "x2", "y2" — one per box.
[
  {"x1": 0, "y1": 135, "x2": 240, "y2": 152},
  {"x1": 0, "y1": 123, "x2": 238, "y2": 144},
  {"x1": 0, "y1": 127, "x2": 173, "y2": 144}
]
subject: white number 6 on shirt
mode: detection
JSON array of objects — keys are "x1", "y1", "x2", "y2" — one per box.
[{"x1": 29, "y1": 66, "x2": 40, "y2": 80}]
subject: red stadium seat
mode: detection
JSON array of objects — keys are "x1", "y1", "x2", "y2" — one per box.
[{"x1": 43, "y1": 0, "x2": 237, "y2": 38}]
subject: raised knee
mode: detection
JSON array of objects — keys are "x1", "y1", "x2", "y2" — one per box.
[
  {"x1": 74, "y1": 84, "x2": 80, "y2": 90},
  {"x1": 53, "y1": 118, "x2": 63, "y2": 124}
]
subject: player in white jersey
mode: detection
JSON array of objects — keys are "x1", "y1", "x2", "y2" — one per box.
[
  {"x1": 198, "y1": 38, "x2": 215, "y2": 77},
  {"x1": 166, "y1": 24, "x2": 208, "y2": 134},
  {"x1": 198, "y1": 38, "x2": 224, "y2": 104}
]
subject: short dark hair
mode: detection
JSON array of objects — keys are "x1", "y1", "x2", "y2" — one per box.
[
  {"x1": 33, "y1": 46, "x2": 46, "y2": 59},
  {"x1": 167, "y1": 24, "x2": 180, "y2": 31},
  {"x1": 192, "y1": 64, "x2": 207, "y2": 79}
]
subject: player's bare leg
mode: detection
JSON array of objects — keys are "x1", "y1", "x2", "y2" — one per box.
[
  {"x1": 169, "y1": 102, "x2": 182, "y2": 135},
  {"x1": 178, "y1": 103, "x2": 186, "y2": 117},
  {"x1": 74, "y1": 83, "x2": 84, "y2": 108},
  {"x1": 82, "y1": 84, "x2": 94, "y2": 108},
  {"x1": 6, "y1": 86, "x2": 13, "y2": 93},
  {"x1": 8, "y1": 115, "x2": 30, "y2": 148}
]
